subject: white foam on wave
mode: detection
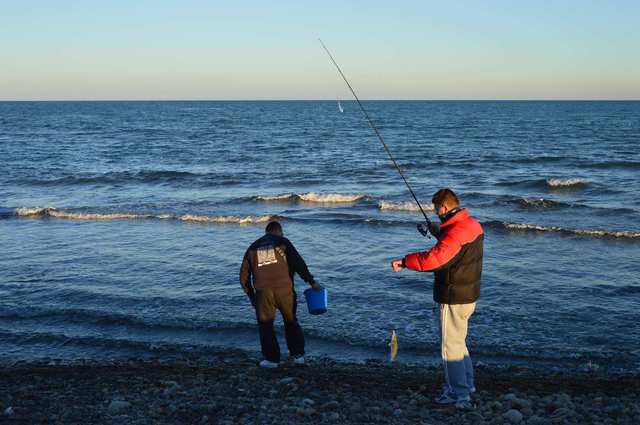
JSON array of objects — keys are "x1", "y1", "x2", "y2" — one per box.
[
  {"x1": 16, "y1": 207, "x2": 153, "y2": 221},
  {"x1": 56, "y1": 211, "x2": 148, "y2": 220},
  {"x1": 502, "y1": 222, "x2": 640, "y2": 239},
  {"x1": 15, "y1": 207, "x2": 50, "y2": 217},
  {"x1": 515, "y1": 198, "x2": 570, "y2": 209},
  {"x1": 255, "y1": 194, "x2": 295, "y2": 201},
  {"x1": 256, "y1": 192, "x2": 366, "y2": 203},
  {"x1": 15, "y1": 207, "x2": 273, "y2": 225},
  {"x1": 298, "y1": 192, "x2": 365, "y2": 203},
  {"x1": 378, "y1": 200, "x2": 434, "y2": 212},
  {"x1": 546, "y1": 178, "x2": 589, "y2": 188},
  {"x1": 178, "y1": 214, "x2": 272, "y2": 224}
]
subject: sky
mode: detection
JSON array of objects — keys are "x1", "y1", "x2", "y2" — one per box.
[{"x1": 1, "y1": 0, "x2": 639, "y2": 100}]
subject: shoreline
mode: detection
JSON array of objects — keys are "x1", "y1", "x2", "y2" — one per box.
[{"x1": 1, "y1": 351, "x2": 638, "y2": 424}]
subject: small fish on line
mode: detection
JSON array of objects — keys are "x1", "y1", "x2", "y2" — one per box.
[{"x1": 389, "y1": 329, "x2": 398, "y2": 362}]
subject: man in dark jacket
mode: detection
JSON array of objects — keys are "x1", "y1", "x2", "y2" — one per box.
[
  {"x1": 391, "y1": 188, "x2": 483, "y2": 409},
  {"x1": 240, "y1": 221, "x2": 320, "y2": 368}
]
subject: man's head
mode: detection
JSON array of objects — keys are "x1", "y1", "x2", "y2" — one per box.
[
  {"x1": 432, "y1": 188, "x2": 460, "y2": 222},
  {"x1": 265, "y1": 221, "x2": 283, "y2": 236}
]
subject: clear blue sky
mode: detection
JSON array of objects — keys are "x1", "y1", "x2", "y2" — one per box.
[{"x1": 1, "y1": 0, "x2": 638, "y2": 100}]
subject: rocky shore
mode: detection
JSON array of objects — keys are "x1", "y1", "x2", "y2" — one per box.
[{"x1": 1, "y1": 351, "x2": 638, "y2": 424}]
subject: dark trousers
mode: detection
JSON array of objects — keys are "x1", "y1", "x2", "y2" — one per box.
[{"x1": 255, "y1": 286, "x2": 305, "y2": 362}]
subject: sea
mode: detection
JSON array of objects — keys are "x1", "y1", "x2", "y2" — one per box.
[{"x1": 1, "y1": 101, "x2": 639, "y2": 373}]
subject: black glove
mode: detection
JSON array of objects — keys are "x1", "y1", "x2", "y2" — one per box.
[
  {"x1": 417, "y1": 222, "x2": 430, "y2": 237},
  {"x1": 428, "y1": 222, "x2": 441, "y2": 238}
]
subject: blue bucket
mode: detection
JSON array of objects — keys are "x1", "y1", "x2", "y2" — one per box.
[{"x1": 304, "y1": 287, "x2": 328, "y2": 315}]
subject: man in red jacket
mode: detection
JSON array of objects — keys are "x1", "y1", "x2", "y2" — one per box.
[{"x1": 392, "y1": 188, "x2": 483, "y2": 409}]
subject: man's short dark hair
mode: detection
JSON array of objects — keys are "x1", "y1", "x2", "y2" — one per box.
[
  {"x1": 432, "y1": 188, "x2": 460, "y2": 208},
  {"x1": 265, "y1": 221, "x2": 282, "y2": 234}
]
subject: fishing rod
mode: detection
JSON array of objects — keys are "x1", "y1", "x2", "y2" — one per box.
[{"x1": 318, "y1": 38, "x2": 433, "y2": 234}]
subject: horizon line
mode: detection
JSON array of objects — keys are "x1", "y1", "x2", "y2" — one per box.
[{"x1": 1, "y1": 98, "x2": 639, "y2": 102}]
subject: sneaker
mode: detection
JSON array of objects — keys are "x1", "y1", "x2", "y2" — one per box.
[
  {"x1": 259, "y1": 359, "x2": 279, "y2": 369},
  {"x1": 455, "y1": 399, "x2": 475, "y2": 411},
  {"x1": 434, "y1": 391, "x2": 457, "y2": 405},
  {"x1": 292, "y1": 355, "x2": 305, "y2": 365}
]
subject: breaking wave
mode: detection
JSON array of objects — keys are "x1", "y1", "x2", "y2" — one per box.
[
  {"x1": 377, "y1": 200, "x2": 434, "y2": 212},
  {"x1": 581, "y1": 160, "x2": 640, "y2": 170},
  {"x1": 14, "y1": 208, "x2": 274, "y2": 225},
  {"x1": 497, "y1": 196, "x2": 572, "y2": 210},
  {"x1": 177, "y1": 214, "x2": 273, "y2": 224},
  {"x1": 255, "y1": 194, "x2": 297, "y2": 201},
  {"x1": 466, "y1": 192, "x2": 635, "y2": 214},
  {"x1": 488, "y1": 221, "x2": 640, "y2": 239},
  {"x1": 546, "y1": 178, "x2": 590, "y2": 188},
  {"x1": 256, "y1": 192, "x2": 367, "y2": 203},
  {"x1": 497, "y1": 178, "x2": 590, "y2": 190},
  {"x1": 510, "y1": 156, "x2": 566, "y2": 164},
  {"x1": 12, "y1": 207, "x2": 640, "y2": 239}
]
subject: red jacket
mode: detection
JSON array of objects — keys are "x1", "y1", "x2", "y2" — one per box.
[{"x1": 404, "y1": 209, "x2": 484, "y2": 304}]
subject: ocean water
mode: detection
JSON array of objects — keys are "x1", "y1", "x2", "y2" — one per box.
[{"x1": 1, "y1": 101, "x2": 639, "y2": 372}]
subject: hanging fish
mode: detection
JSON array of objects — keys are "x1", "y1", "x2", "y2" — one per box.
[{"x1": 389, "y1": 329, "x2": 398, "y2": 362}]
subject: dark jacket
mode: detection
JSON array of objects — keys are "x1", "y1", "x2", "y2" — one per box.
[
  {"x1": 239, "y1": 234, "x2": 315, "y2": 297},
  {"x1": 403, "y1": 209, "x2": 483, "y2": 304}
]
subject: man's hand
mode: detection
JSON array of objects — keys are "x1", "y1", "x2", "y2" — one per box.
[
  {"x1": 311, "y1": 281, "x2": 322, "y2": 290},
  {"x1": 391, "y1": 259, "x2": 404, "y2": 272},
  {"x1": 428, "y1": 222, "x2": 441, "y2": 238},
  {"x1": 417, "y1": 222, "x2": 429, "y2": 237}
]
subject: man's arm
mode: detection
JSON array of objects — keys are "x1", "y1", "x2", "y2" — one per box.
[
  {"x1": 401, "y1": 232, "x2": 462, "y2": 272},
  {"x1": 239, "y1": 251, "x2": 255, "y2": 302},
  {"x1": 284, "y1": 239, "x2": 316, "y2": 285}
]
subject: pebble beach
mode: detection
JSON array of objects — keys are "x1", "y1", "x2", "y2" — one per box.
[{"x1": 1, "y1": 350, "x2": 638, "y2": 424}]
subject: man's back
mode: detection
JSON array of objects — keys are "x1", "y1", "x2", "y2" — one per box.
[
  {"x1": 432, "y1": 209, "x2": 483, "y2": 304},
  {"x1": 242, "y1": 234, "x2": 293, "y2": 290},
  {"x1": 240, "y1": 234, "x2": 314, "y2": 292}
]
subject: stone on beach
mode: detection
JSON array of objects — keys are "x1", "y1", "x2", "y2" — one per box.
[
  {"x1": 295, "y1": 406, "x2": 316, "y2": 416},
  {"x1": 108, "y1": 399, "x2": 132, "y2": 414},
  {"x1": 525, "y1": 416, "x2": 548, "y2": 425},
  {"x1": 0, "y1": 354, "x2": 638, "y2": 424},
  {"x1": 324, "y1": 411, "x2": 340, "y2": 421},
  {"x1": 503, "y1": 408, "x2": 524, "y2": 423},
  {"x1": 278, "y1": 377, "x2": 296, "y2": 385},
  {"x1": 300, "y1": 398, "x2": 314, "y2": 406},
  {"x1": 162, "y1": 381, "x2": 181, "y2": 397},
  {"x1": 463, "y1": 411, "x2": 484, "y2": 423},
  {"x1": 320, "y1": 400, "x2": 340, "y2": 410}
]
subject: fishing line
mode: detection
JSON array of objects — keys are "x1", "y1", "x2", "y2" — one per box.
[{"x1": 319, "y1": 38, "x2": 432, "y2": 227}]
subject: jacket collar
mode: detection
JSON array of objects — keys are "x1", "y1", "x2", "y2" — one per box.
[{"x1": 440, "y1": 208, "x2": 469, "y2": 228}]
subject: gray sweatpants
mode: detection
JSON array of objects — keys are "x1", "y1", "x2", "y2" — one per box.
[{"x1": 438, "y1": 302, "x2": 476, "y2": 400}]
